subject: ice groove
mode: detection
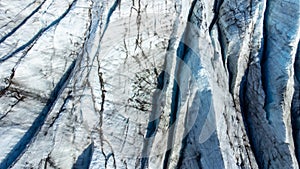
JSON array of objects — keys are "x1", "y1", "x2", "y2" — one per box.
[
  {"x1": 0, "y1": 0, "x2": 47, "y2": 44},
  {"x1": 0, "y1": 59, "x2": 76, "y2": 169},
  {"x1": 0, "y1": 0, "x2": 78, "y2": 63}
]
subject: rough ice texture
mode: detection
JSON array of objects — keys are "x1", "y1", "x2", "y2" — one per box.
[{"x1": 0, "y1": 0, "x2": 299, "y2": 168}]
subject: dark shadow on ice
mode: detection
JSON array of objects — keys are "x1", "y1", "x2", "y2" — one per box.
[{"x1": 72, "y1": 142, "x2": 94, "y2": 169}]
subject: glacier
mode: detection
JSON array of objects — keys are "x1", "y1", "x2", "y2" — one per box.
[{"x1": 0, "y1": 0, "x2": 299, "y2": 168}]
